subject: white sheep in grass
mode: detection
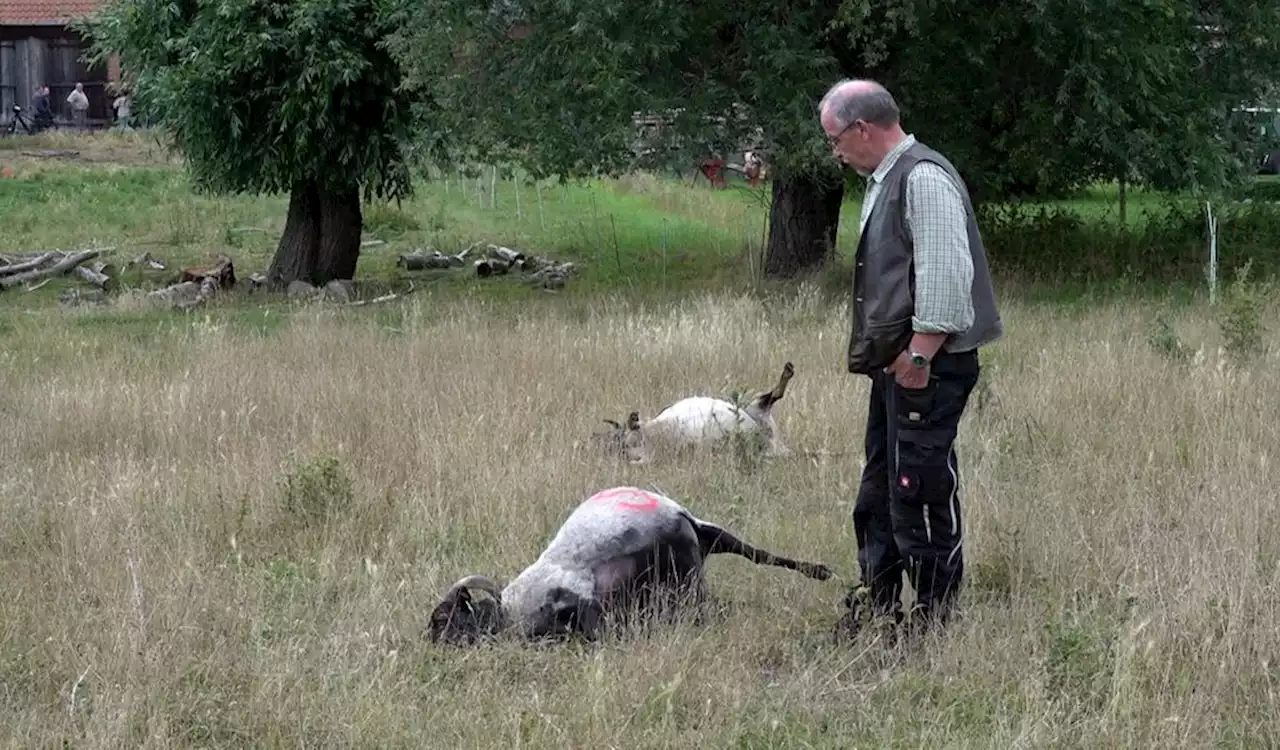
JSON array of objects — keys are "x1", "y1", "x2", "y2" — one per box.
[
  {"x1": 428, "y1": 485, "x2": 834, "y2": 645},
  {"x1": 592, "y1": 361, "x2": 795, "y2": 464}
]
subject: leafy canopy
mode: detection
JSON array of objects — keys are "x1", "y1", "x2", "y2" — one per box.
[
  {"x1": 384, "y1": 0, "x2": 846, "y2": 181},
  {"x1": 852, "y1": 0, "x2": 1280, "y2": 199},
  {"x1": 80, "y1": 0, "x2": 417, "y2": 201},
  {"x1": 388, "y1": 0, "x2": 1280, "y2": 201}
]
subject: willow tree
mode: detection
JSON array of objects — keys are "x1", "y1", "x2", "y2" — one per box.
[
  {"x1": 385, "y1": 0, "x2": 851, "y2": 278},
  {"x1": 80, "y1": 0, "x2": 419, "y2": 288},
  {"x1": 389, "y1": 0, "x2": 1280, "y2": 280}
]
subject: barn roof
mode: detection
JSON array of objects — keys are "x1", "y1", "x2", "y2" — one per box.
[{"x1": 0, "y1": 0, "x2": 104, "y2": 25}]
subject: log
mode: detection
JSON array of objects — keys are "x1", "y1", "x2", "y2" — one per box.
[
  {"x1": 345, "y1": 281, "x2": 416, "y2": 307},
  {"x1": 398, "y1": 250, "x2": 468, "y2": 270},
  {"x1": 488, "y1": 245, "x2": 525, "y2": 264},
  {"x1": 515, "y1": 255, "x2": 547, "y2": 272},
  {"x1": 146, "y1": 281, "x2": 203, "y2": 310},
  {"x1": 475, "y1": 258, "x2": 512, "y2": 277},
  {"x1": 0, "y1": 252, "x2": 56, "y2": 277},
  {"x1": 0, "y1": 252, "x2": 61, "y2": 264},
  {"x1": 0, "y1": 249, "x2": 101, "y2": 291},
  {"x1": 177, "y1": 255, "x2": 235, "y2": 290},
  {"x1": 128, "y1": 251, "x2": 167, "y2": 271},
  {"x1": 524, "y1": 261, "x2": 579, "y2": 290},
  {"x1": 73, "y1": 261, "x2": 116, "y2": 291}
]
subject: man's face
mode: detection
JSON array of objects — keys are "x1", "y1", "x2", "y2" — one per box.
[{"x1": 820, "y1": 106, "x2": 878, "y2": 176}]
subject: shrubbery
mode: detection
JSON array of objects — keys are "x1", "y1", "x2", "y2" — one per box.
[{"x1": 977, "y1": 197, "x2": 1280, "y2": 285}]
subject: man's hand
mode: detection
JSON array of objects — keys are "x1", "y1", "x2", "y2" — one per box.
[
  {"x1": 884, "y1": 332, "x2": 948, "y2": 389},
  {"x1": 885, "y1": 350, "x2": 930, "y2": 389}
]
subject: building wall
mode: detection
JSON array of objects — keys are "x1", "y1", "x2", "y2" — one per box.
[{"x1": 1, "y1": 25, "x2": 113, "y2": 127}]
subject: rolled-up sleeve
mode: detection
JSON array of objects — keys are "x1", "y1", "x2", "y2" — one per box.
[{"x1": 904, "y1": 162, "x2": 975, "y2": 334}]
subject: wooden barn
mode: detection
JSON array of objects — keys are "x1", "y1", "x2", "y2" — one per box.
[{"x1": 1, "y1": 0, "x2": 120, "y2": 130}]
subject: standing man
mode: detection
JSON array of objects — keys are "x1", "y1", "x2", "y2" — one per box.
[
  {"x1": 32, "y1": 85, "x2": 54, "y2": 132},
  {"x1": 67, "y1": 83, "x2": 91, "y2": 131},
  {"x1": 818, "y1": 79, "x2": 1003, "y2": 642}
]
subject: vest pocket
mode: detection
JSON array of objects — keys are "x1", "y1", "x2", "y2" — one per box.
[{"x1": 848, "y1": 315, "x2": 913, "y2": 373}]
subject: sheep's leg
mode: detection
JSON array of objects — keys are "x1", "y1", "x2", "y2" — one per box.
[{"x1": 692, "y1": 519, "x2": 832, "y2": 581}]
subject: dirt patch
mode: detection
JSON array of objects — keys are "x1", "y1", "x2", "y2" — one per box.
[{"x1": 0, "y1": 130, "x2": 182, "y2": 170}]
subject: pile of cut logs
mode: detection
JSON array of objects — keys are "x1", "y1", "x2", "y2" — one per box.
[
  {"x1": 0, "y1": 247, "x2": 253, "y2": 310},
  {"x1": 145, "y1": 254, "x2": 249, "y2": 310},
  {"x1": 0, "y1": 247, "x2": 119, "y2": 293},
  {"x1": 396, "y1": 243, "x2": 578, "y2": 289}
]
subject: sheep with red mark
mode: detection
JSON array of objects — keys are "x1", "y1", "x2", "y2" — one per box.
[
  {"x1": 428, "y1": 486, "x2": 833, "y2": 645},
  {"x1": 593, "y1": 361, "x2": 796, "y2": 464}
]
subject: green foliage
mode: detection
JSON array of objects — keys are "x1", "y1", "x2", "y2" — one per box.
[
  {"x1": 1146, "y1": 313, "x2": 1191, "y2": 363},
  {"x1": 975, "y1": 198, "x2": 1280, "y2": 283},
  {"x1": 78, "y1": 0, "x2": 418, "y2": 202},
  {"x1": 1043, "y1": 611, "x2": 1116, "y2": 710},
  {"x1": 840, "y1": 0, "x2": 1280, "y2": 201},
  {"x1": 388, "y1": 0, "x2": 1280, "y2": 205},
  {"x1": 279, "y1": 454, "x2": 355, "y2": 523},
  {"x1": 1219, "y1": 259, "x2": 1267, "y2": 362},
  {"x1": 384, "y1": 0, "x2": 844, "y2": 179}
]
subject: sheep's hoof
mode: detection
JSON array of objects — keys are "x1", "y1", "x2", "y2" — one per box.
[{"x1": 802, "y1": 563, "x2": 834, "y2": 581}]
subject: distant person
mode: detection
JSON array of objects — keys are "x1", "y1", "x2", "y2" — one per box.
[
  {"x1": 818, "y1": 78, "x2": 1003, "y2": 643},
  {"x1": 32, "y1": 85, "x2": 54, "y2": 131},
  {"x1": 67, "y1": 83, "x2": 90, "y2": 131},
  {"x1": 113, "y1": 89, "x2": 133, "y2": 131}
]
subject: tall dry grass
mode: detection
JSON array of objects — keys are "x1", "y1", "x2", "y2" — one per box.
[{"x1": 2, "y1": 286, "x2": 1279, "y2": 748}]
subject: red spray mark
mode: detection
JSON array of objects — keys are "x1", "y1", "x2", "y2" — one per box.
[{"x1": 587, "y1": 487, "x2": 660, "y2": 512}]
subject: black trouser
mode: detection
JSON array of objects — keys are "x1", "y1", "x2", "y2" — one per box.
[{"x1": 852, "y1": 347, "x2": 981, "y2": 627}]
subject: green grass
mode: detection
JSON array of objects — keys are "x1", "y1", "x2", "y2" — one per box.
[
  {"x1": 6, "y1": 132, "x2": 1280, "y2": 748},
  {"x1": 3, "y1": 130, "x2": 1277, "y2": 320}
]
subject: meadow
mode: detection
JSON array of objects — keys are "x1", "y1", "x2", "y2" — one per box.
[{"x1": 2, "y1": 131, "x2": 1280, "y2": 748}]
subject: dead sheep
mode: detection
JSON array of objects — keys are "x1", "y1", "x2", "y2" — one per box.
[
  {"x1": 428, "y1": 485, "x2": 833, "y2": 645},
  {"x1": 593, "y1": 361, "x2": 795, "y2": 464}
]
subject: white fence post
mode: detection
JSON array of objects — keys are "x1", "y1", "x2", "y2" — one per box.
[{"x1": 1206, "y1": 200, "x2": 1218, "y2": 305}]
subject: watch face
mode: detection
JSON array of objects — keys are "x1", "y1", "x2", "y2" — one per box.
[{"x1": 911, "y1": 353, "x2": 928, "y2": 368}]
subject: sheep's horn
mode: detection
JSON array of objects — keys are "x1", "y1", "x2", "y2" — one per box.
[
  {"x1": 602, "y1": 419, "x2": 621, "y2": 429},
  {"x1": 445, "y1": 574, "x2": 503, "y2": 605}
]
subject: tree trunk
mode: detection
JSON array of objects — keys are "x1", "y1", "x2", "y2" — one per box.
[
  {"x1": 267, "y1": 181, "x2": 363, "y2": 289},
  {"x1": 764, "y1": 169, "x2": 845, "y2": 278}
]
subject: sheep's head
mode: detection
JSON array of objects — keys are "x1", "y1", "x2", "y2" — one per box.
[
  {"x1": 517, "y1": 586, "x2": 607, "y2": 642},
  {"x1": 590, "y1": 411, "x2": 645, "y2": 462},
  {"x1": 428, "y1": 575, "x2": 507, "y2": 646}
]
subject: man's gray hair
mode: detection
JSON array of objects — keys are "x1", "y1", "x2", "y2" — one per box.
[{"x1": 818, "y1": 79, "x2": 900, "y2": 129}]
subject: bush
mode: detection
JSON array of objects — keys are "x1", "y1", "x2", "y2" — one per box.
[{"x1": 977, "y1": 198, "x2": 1280, "y2": 286}]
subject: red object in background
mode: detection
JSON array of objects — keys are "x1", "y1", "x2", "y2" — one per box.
[{"x1": 699, "y1": 159, "x2": 727, "y2": 188}]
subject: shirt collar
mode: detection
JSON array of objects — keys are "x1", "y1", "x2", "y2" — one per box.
[{"x1": 868, "y1": 134, "x2": 916, "y2": 184}]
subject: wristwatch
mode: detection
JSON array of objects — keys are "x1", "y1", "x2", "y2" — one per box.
[{"x1": 909, "y1": 351, "x2": 930, "y2": 369}]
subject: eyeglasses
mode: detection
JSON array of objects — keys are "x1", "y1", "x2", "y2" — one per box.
[{"x1": 827, "y1": 119, "x2": 863, "y2": 147}]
